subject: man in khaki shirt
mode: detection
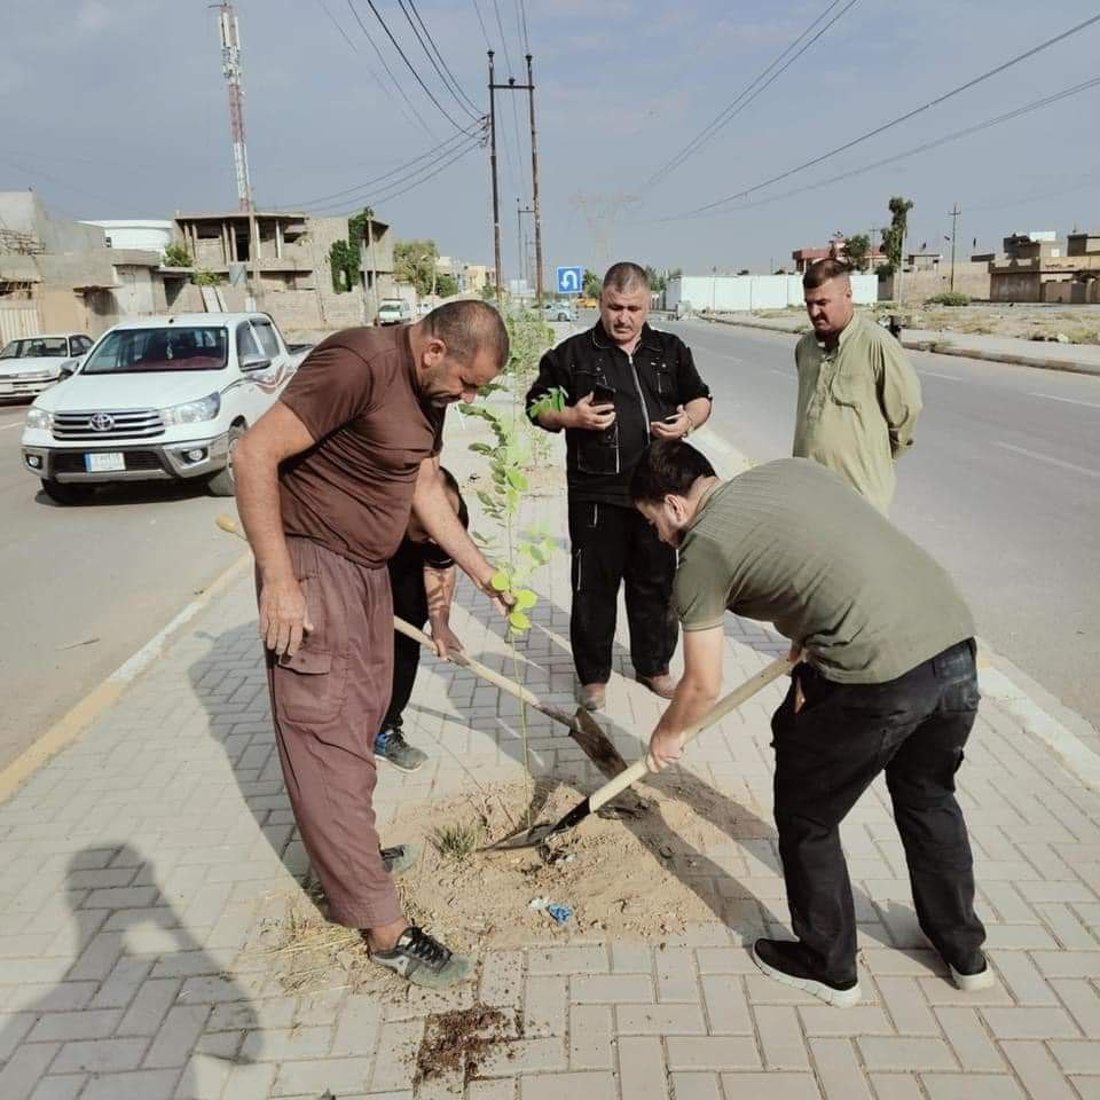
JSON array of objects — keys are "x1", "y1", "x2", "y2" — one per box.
[
  {"x1": 630, "y1": 440, "x2": 991, "y2": 1008},
  {"x1": 794, "y1": 258, "x2": 922, "y2": 513}
]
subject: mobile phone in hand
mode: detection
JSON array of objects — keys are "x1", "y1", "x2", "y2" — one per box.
[{"x1": 590, "y1": 383, "x2": 616, "y2": 406}]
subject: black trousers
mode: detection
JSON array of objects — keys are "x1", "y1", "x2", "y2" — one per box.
[
  {"x1": 567, "y1": 498, "x2": 678, "y2": 685},
  {"x1": 381, "y1": 558, "x2": 428, "y2": 731},
  {"x1": 770, "y1": 639, "x2": 986, "y2": 983}
]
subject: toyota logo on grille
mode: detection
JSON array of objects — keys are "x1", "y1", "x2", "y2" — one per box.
[{"x1": 90, "y1": 413, "x2": 115, "y2": 432}]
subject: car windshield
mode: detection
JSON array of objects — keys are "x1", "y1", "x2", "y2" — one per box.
[
  {"x1": 81, "y1": 327, "x2": 229, "y2": 374},
  {"x1": 0, "y1": 337, "x2": 70, "y2": 359}
]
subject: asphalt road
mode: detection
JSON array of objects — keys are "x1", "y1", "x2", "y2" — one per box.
[
  {"x1": 667, "y1": 318, "x2": 1100, "y2": 730},
  {"x1": 0, "y1": 401, "x2": 247, "y2": 771}
]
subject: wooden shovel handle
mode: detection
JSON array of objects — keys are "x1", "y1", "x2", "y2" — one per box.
[
  {"x1": 587, "y1": 655, "x2": 793, "y2": 815},
  {"x1": 392, "y1": 616, "x2": 577, "y2": 727}
]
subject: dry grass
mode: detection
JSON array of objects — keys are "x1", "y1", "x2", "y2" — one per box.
[{"x1": 431, "y1": 820, "x2": 483, "y2": 862}]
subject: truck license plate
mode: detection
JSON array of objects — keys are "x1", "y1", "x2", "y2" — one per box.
[{"x1": 85, "y1": 452, "x2": 125, "y2": 472}]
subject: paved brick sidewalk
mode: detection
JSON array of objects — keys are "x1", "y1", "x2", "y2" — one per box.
[{"x1": 2, "y1": 396, "x2": 1100, "y2": 1099}]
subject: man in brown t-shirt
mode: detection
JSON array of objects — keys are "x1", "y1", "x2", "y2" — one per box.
[{"x1": 234, "y1": 300, "x2": 510, "y2": 990}]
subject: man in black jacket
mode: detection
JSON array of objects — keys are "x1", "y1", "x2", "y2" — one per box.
[{"x1": 525, "y1": 262, "x2": 712, "y2": 711}]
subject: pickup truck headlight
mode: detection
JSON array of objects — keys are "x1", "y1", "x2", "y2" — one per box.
[
  {"x1": 25, "y1": 407, "x2": 53, "y2": 431},
  {"x1": 159, "y1": 392, "x2": 221, "y2": 426}
]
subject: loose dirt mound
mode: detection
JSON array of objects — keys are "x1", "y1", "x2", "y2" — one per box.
[
  {"x1": 257, "y1": 773, "x2": 775, "y2": 998},
  {"x1": 386, "y1": 773, "x2": 774, "y2": 951}
]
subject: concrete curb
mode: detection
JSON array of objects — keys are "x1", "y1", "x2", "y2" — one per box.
[
  {"x1": 0, "y1": 549, "x2": 253, "y2": 804},
  {"x1": 697, "y1": 314, "x2": 1100, "y2": 377}
]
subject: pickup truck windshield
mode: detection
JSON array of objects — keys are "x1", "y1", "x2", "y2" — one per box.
[
  {"x1": 1, "y1": 337, "x2": 70, "y2": 359},
  {"x1": 82, "y1": 327, "x2": 229, "y2": 374}
]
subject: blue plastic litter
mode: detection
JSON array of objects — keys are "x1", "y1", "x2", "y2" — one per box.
[{"x1": 546, "y1": 903, "x2": 572, "y2": 925}]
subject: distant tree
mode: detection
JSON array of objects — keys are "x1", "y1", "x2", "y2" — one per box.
[
  {"x1": 737, "y1": 268, "x2": 750, "y2": 276},
  {"x1": 844, "y1": 233, "x2": 870, "y2": 272},
  {"x1": 582, "y1": 268, "x2": 602, "y2": 299},
  {"x1": 394, "y1": 239, "x2": 440, "y2": 297},
  {"x1": 644, "y1": 265, "x2": 669, "y2": 294},
  {"x1": 880, "y1": 196, "x2": 914, "y2": 274},
  {"x1": 163, "y1": 242, "x2": 192, "y2": 267},
  {"x1": 436, "y1": 273, "x2": 458, "y2": 298}
]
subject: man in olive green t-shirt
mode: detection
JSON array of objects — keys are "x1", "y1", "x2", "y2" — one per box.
[
  {"x1": 794, "y1": 258, "x2": 922, "y2": 514},
  {"x1": 630, "y1": 441, "x2": 991, "y2": 1008}
]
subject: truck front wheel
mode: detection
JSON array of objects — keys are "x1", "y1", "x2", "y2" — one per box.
[
  {"x1": 40, "y1": 479, "x2": 95, "y2": 505},
  {"x1": 207, "y1": 425, "x2": 243, "y2": 498}
]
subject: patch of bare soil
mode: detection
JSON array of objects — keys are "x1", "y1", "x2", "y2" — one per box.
[
  {"x1": 386, "y1": 773, "x2": 772, "y2": 952},
  {"x1": 256, "y1": 774, "x2": 773, "y2": 998},
  {"x1": 413, "y1": 1005, "x2": 520, "y2": 1086}
]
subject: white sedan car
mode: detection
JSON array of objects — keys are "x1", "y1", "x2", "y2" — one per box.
[{"x1": 0, "y1": 333, "x2": 94, "y2": 399}]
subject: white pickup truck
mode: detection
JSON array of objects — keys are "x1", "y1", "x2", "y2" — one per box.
[{"x1": 21, "y1": 312, "x2": 305, "y2": 504}]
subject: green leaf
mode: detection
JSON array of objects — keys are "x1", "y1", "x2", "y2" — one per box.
[
  {"x1": 514, "y1": 588, "x2": 537, "y2": 610},
  {"x1": 490, "y1": 571, "x2": 510, "y2": 592},
  {"x1": 508, "y1": 609, "x2": 531, "y2": 632},
  {"x1": 506, "y1": 468, "x2": 528, "y2": 491}
]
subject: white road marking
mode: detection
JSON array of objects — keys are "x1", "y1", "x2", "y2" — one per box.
[
  {"x1": 995, "y1": 441, "x2": 1100, "y2": 479},
  {"x1": 919, "y1": 370, "x2": 963, "y2": 381},
  {"x1": 0, "y1": 420, "x2": 24, "y2": 431},
  {"x1": 1027, "y1": 392, "x2": 1100, "y2": 410},
  {"x1": 766, "y1": 368, "x2": 791, "y2": 379}
]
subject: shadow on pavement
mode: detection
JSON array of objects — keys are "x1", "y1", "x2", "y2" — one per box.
[{"x1": 0, "y1": 843, "x2": 256, "y2": 1094}]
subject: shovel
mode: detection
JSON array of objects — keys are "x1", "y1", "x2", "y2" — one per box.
[
  {"x1": 391, "y1": 617, "x2": 624, "y2": 764},
  {"x1": 214, "y1": 514, "x2": 624, "y2": 769},
  {"x1": 483, "y1": 654, "x2": 793, "y2": 852}
]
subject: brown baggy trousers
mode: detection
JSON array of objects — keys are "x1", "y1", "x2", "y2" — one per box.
[{"x1": 262, "y1": 536, "x2": 402, "y2": 929}]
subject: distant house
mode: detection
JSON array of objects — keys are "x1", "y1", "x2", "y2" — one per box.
[
  {"x1": 988, "y1": 230, "x2": 1100, "y2": 303},
  {"x1": 173, "y1": 209, "x2": 397, "y2": 329},
  {"x1": 791, "y1": 237, "x2": 886, "y2": 274},
  {"x1": 0, "y1": 191, "x2": 166, "y2": 342}
]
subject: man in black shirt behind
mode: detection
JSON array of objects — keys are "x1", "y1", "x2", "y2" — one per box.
[
  {"x1": 525, "y1": 262, "x2": 712, "y2": 711},
  {"x1": 374, "y1": 467, "x2": 468, "y2": 771}
]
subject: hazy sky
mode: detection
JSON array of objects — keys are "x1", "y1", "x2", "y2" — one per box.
[{"x1": 2, "y1": 1, "x2": 1098, "y2": 280}]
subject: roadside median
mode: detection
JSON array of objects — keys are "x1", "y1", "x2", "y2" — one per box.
[{"x1": 698, "y1": 311, "x2": 1100, "y2": 377}]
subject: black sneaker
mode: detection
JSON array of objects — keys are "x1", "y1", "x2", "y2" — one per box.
[
  {"x1": 370, "y1": 926, "x2": 471, "y2": 989},
  {"x1": 752, "y1": 938, "x2": 861, "y2": 1008},
  {"x1": 380, "y1": 843, "x2": 420, "y2": 876},
  {"x1": 374, "y1": 726, "x2": 428, "y2": 772},
  {"x1": 948, "y1": 952, "x2": 996, "y2": 992}
]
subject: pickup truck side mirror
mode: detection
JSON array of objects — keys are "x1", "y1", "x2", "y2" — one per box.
[{"x1": 239, "y1": 352, "x2": 272, "y2": 372}]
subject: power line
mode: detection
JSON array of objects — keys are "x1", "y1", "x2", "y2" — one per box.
[
  {"x1": 485, "y1": 0, "x2": 527, "y2": 192},
  {"x1": 647, "y1": 0, "x2": 860, "y2": 189},
  {"x1": 676, "y1": 11, "x2": 1100, "y2": 219},
  {"x1": 406, "y1": 0, "x2": 483, "y2": 117},
  {"x1": 301, "y1": 130, "x2": 485, "y2": 214},
  {"x1": 514, "y1": 0, "x2": 530, "y2": 55},
  {"x1": 470, "y1": 0, "x2": 493, "y2": 50},
  {"x1": 352, "y1": 0, "x2": 467, "y2": 130},
  {"x1": 281, "y1": 125, "x2": 485, "y2": 209},
  {"x1": 668, "y1": 75, "x2": 1100, "y2": 221},
  {"x1": 334, "y1": 0, "x2": 436, "y2": 137},
  {"x1": 398, "y1": 0, "x2": 482, "y2": 120}
]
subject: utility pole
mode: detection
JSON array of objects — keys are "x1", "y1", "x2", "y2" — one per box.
[
  {"x1": 487, "y1": 51, "x2": 503, "y2": 306},
  {"x1": 948, "y1": 204, "x2": 962, "y2": 292},
  {"x1": 366, "y1": 207, "x2": 379, "y2": 323},
  {"x1": 526, "y1": 54, "x2": 544, "y2": 309},
  {"x1": 488, "y1": 52, "x2": 543, "y2": 307},
  {"x1": 517, "y1": 200, "x2": 534, "y2": 297}
]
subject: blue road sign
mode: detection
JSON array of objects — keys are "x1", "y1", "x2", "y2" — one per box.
[{"x1": 556, "y1": 266, "x2": 583, "y2": 295}]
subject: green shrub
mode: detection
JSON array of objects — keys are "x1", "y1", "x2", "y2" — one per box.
[{"x1": 925, "y1": 291, "x2": 970, "y2": 307}]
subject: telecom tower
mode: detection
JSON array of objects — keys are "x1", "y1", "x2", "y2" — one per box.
[{"x1": 216, "y1": 2, "x2": 253, "y2": 211}]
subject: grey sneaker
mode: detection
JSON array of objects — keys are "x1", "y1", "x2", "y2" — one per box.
[
  {"x1": 380, "y1": 843, "x2": 420, "y2": 876},
  {"x1": 370, "y1": 926, "x2": 472, "y2": 989},
  {"x1": 374, "y1": 726, "x2": 428, "y2": 772}
]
